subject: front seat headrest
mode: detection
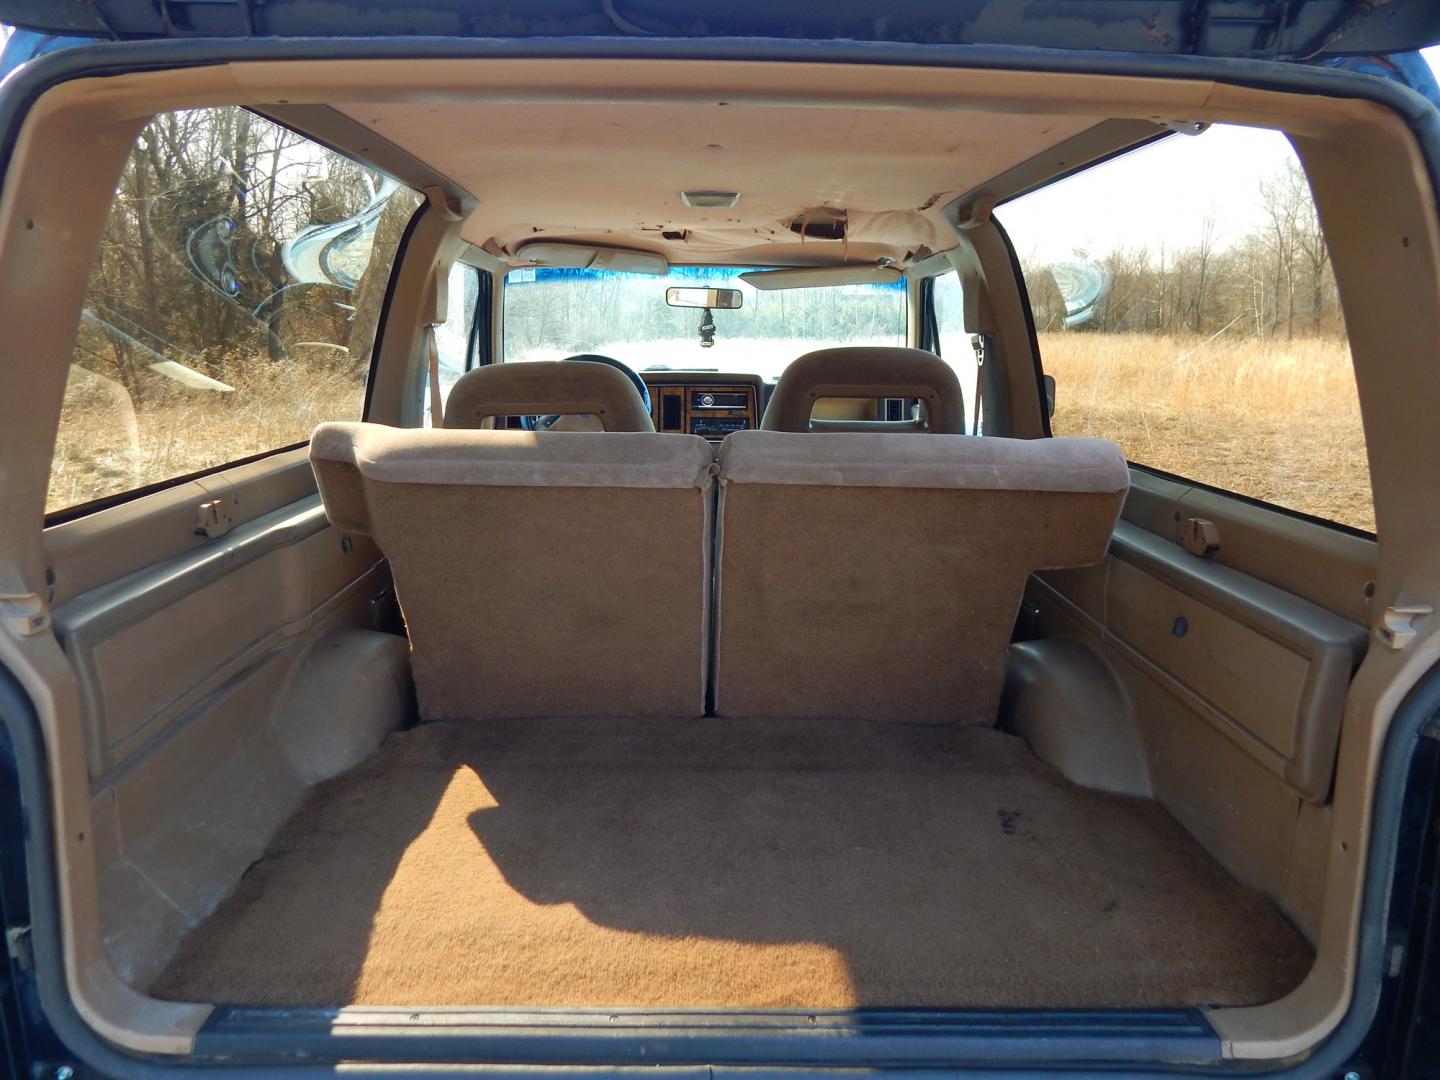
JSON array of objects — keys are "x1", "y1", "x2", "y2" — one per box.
[
  {"x1": 761, "y1": 346, "x2": 966, "y2": 434},
  {"x1": 444, "y1": 361, "x2": 655, "y2": 432}
]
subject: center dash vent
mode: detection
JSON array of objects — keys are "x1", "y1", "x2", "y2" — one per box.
[{"x1": 661, "y1": 392, "x2": 684, "y2": 431}]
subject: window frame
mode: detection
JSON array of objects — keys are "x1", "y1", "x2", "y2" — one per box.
[
  {"x1": 1127, "y1": 459, "x2": 1378, "y2": 542},
  {"x1": 468, "y1": 264, "x2": 495, "y2": 369},
  {"x1": 42, "y1": 441, "x2": 311, "y2": 528},
  {"x1": 359, "y1": 197, "x2": 428, "y2": 422},
  {"x1": 917, "y1": 274, "x2": 940, "y2": 354}
]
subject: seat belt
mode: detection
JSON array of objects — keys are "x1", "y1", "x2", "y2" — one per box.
[
  {"x1": 970, "y1": 333, "x2": 985, "y2": 435},
  {"x1": 426, "y1": 324, "x2": 445, "y2": 428}
]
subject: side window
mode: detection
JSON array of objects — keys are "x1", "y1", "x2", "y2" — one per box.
[
  {"x1": 50, "y1": 106, "x2": 422, "y2": 515},
  {"x1": 1000, "y1": 124, "x2": 1372, "y2": 533},
  {"x1": 930, "y1": 270, "x2": 977, "y2": 433}
]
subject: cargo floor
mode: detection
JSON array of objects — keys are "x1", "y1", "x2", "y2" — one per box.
[{"x1": 152, "y1": 718, "x2": 1313, "y2": 1008}]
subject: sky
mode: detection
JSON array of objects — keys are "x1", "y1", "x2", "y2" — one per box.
[
  {"x1": 1003, "y1": 45, "x2": 1440, "y2": 265},
  {"x1": 1000, "y1": 124, "x2": 1296, "y2": 264}
]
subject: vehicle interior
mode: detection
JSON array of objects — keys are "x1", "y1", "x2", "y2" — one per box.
[{"x1": 0, "y1": 43, "x2": 1438, "y2": 1074}]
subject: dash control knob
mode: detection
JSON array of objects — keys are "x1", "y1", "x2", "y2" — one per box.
[{"x1": 699, "y1": 393, "x2": 715, "y2": 407}]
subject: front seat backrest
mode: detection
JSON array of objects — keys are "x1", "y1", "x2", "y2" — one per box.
[
  {"x1": 712, "y1": 430, "x2": 1128, "y2": 724},
  {"x1": 311, "y1": 422, "x2": 715, "y2": 720},
  {"x1": 761, "y1": 346, "x2": 965, "y2": 434},
  {"x1": 445, "y1": 360, "x2": 655, "y2": 431}
]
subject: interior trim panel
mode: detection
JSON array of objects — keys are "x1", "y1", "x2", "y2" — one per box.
[{"x1": 1034, "y1": 518, "x2": 1367, "y2": 803}]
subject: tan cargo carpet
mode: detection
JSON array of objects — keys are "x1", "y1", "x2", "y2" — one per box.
[{"x1": 153, "y1": 718, "x2": 1313, "y2": 1008}]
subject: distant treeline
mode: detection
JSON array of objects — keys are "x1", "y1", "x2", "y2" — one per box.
[{"x1": 1017, "y1": 160, "x2": 1344, "y2": 341}]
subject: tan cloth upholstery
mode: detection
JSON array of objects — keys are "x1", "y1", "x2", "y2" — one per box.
[
  {"x1": 712, "y1": 430, "x2": 1128, "y2": 724},
  {"x1": 761, "y1": 347, "x2": 966, "y2": 434},
  {"x1": 444, "y1": 361, "x2": 655, "y2": 431},
  {"x1": 310, "y1": 422, "x2": 715, "y2": 720}
]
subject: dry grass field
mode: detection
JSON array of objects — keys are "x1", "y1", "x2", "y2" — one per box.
[
  {"x1": 1039, "y1": 332, "x2": 1373, "y2": 533},
  {"x1": 49, "y1": 333, "x2": 1373, "y2": 533},
  {"x1": 48, "y1": 362, "x2": 364, "y2": 515}
]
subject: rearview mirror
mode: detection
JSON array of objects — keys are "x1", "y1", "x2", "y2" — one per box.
[{"x1": 666, "y1": 287, "x2": 743, "y2": 310}]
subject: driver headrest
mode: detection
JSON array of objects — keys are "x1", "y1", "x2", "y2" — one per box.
[
  {"x1": 761, "y1": 346, "x2": 966, "y2": 434},
  {"x1": 445, "y1": 361, "x2": 655, "y2": 432}
]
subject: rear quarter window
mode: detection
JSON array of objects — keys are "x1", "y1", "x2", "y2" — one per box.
[
  {"x1": 1001, "y1": 123, "x2": 1372, "y2": 534},
  {"x1": 50, "y1": 106, "x2": 422, "y2": 516}
]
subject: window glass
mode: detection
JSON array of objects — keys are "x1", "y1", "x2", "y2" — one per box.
[
  {"x1": 50, "y1": 106, "x2": 422, "y2": 514},
  {"x1": 1000, "y1": 124, "x2": 1372, "y2": 533},
  {"x1": 930, "y1": 270, "x2": 978, "y2": 433},
  {"x1": 502, "y1": 267, "x2": 905, "y2": 381}
]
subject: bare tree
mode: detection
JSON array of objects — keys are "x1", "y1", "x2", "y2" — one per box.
[
  {"x1": 1013, "y1": 157, "x2": 1339, "y2": 346},
  {"x1": 1259, "y1": 162, "x2": 1306, "y2": 339},
  {"x1": 1191, "y1": 212, "x2": 1216, "y2": 333}
]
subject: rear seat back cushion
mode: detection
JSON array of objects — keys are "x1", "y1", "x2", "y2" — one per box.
[
  {"x1": 311, "y1": 422, "x2": 716, "y2": 720},
  {"x1": 712, "y1": 430, "x2": 1129, "y2": 724}
]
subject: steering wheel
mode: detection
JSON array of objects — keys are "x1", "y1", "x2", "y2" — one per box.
[{"x1": 522, "y1": 354, "x2": 652, "y2": 431}]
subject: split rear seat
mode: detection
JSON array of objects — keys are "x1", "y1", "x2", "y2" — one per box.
[
  {"x1": 310, "y1": 423, "x2": 716, "y2": 720},
  {"x1": 310, "y1": 424, "x2": 1127, "y2": 725},
  {"x1": 711, "y1": 430, "x2": 1129, "y2": 724}
]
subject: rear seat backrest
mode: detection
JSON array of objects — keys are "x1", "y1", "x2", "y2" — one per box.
[
  {"x1": 311, "y1": 422, "x2": 716, "y2": 720},
  {"x1": 712, "y1": 430, "x2": 1129, "y2": 724}
]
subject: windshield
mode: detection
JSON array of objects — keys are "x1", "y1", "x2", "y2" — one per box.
[{"x1": 502, "y1": 267, "x2": 906, "y2": 381}]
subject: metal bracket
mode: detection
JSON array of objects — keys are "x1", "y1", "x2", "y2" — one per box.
[
  {"x1": 1151, "y1": 118, "x2": 1210, "y2": 136},
  {"x1": 1376, "y1": 604, "x2": 1433, "y2": 651},
  {"x1": 0, "y1": 594, "x2": 49, "y2": 639}
]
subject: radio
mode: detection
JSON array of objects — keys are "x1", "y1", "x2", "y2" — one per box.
[
  {"x1": 691, "y1": 390, "x2": 749, "y2": 410},
  {"x1": 691, "y1": 416, "x2": 750, "y2": 439}
]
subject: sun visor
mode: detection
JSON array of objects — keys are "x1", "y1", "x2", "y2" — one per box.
[
  {"x1": 741, "y1": 264, "x2": 902, "y2": 290},
  {"x1": 515, "y1": 241, "x2": 668, "y2": 276}
]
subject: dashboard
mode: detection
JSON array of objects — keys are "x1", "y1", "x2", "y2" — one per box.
[
  {"x1": 639, "y1": 370, "x2": 926, "y2": 439},
  {"x1": 484, "y1": 366, "x2": 917, "y2": 436},
  {"x1": 641, "y1": 372, "x2": 765, "y2": 443}
]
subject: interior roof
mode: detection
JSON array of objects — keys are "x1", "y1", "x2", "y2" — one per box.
[{"x1": 334, "y1": 99, "x2": 1100, "y2": 267}]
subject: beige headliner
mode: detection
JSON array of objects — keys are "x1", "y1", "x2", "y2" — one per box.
[{"x1": 336, "y1": 99, "x2": 1098, "y2": 265}]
